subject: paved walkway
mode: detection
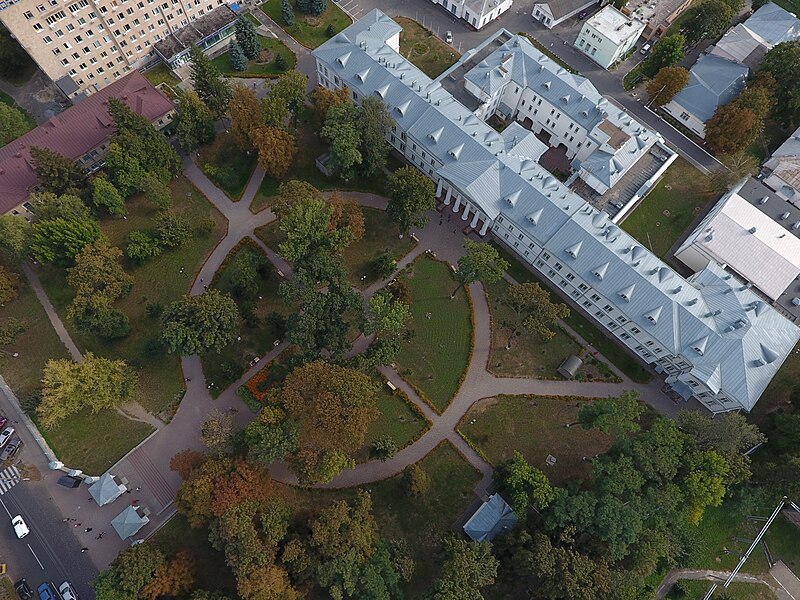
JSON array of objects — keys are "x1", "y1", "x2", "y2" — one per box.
[{"x1": 655, "y1": 568, "x2": 793, "y2": 600}]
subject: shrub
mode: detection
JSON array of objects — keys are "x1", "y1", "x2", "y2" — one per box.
[
  {"x1": 154, "y1": 211, "x2": 193, "y2": 248},
  {"x1": 126, "y1": 230, "x2": 162, "y2": 262},
  {"x1": 371, "y1": 435, "x2": 398, "y2": 461},
  {"x1": 402, "y1": 463, "x2": 431, "y2": 496}
]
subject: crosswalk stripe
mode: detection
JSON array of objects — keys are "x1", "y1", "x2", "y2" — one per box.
[{"x1": 0, "y1": 465, "x2": 20, "y2": 495}]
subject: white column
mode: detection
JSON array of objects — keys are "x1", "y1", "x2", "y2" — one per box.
[
  {"x1": 479, "y1": 218, "x2": 491, "y2": 236},
  {"x1": 452, "y1": 194, "x2": 462, "y2": 211},
  {"x1": 462, "y1": 203, "x2": 471, "y2": 221},
  {"x1": 436, "y1": 179, "x2": 444, "y2": 197},
  {"x1": 470, "y1": 211, "x2": 481, "y2": 228},
  {"x1": 444, "y1": 188, "x2": 452, "y2": 205}
]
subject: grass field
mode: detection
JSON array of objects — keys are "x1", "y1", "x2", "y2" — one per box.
[
  {"x1": 260, "y1": 1, "x2": 350, "y2": 49},
  {"x1": 621, "y1": 157, "x2": 717, "y2": 258},
  {"x1": 356, "y1": 376, "x2": 428, "y2": 462},
  {"x1": 142, "y1": 63, "x2": 179, "y2": 90},
  {"x1": 343, "y1": 207, "x2": 416, "y2": 288},
  {"x1": 667, "y1": 579, "x2": 775, "y2": 599},
  {"x1": 395, "y1": 17, "x2": 460, "y2": 79},
  {"x1": 37, "y1": 177, "x2": 226, "y2": 416},
  {"x1": 490, "y1": 241, "x2": 652, "y2": 383},
  {"x1": 201, "y1": 240, "x2": 292, "y2": 395},
  {"x1": 198, "y1": 135, "x2": 257, "y2": 201},
  {"x1": 460, "y1": 395, "x2": 614, "y2": 486},
  {"x1": 395, "y1": 257, "x2": 472, "y2": 412},
  {"x1": 212, "y1": 36, "x2": 296, "y2": 78},
  {"x1": 274, "y1": 441, "x2": 480, "y2": 596}
]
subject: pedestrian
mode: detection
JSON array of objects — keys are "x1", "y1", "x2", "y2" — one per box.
[
  {"x1": 134, "y1": 487, "x2": 141, "y2": 491},
  {"x1": 200, "y1": 278, "x2": 204, "y2": 283},
  {"x1": 97, "y1": 532, "x2": 105, "y2": 539},
  {"x1": 74, "y1": 523, "x2": 81, "y2": 527},
  {"x1": 453, "y1": 228, "x2": 457, "y2": 234},
  {"x1": 203, "y1": 284, "x2": 208, "y2": 291},
  {"x1": 84, "y1": 527, "x2": 92, "y2": 532},
  {"x1": 62, "y1": 518, "x2": 68, "y2": 522},
  {"x1": 125, "y1": 489, "x2": 132, "y2": 494},
  {"x1": 80, "y1": 548, "x2": 88, "y2": 553}
]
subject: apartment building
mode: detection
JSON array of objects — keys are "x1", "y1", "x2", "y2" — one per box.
[
  {"x1": 313, "y1": 10, "x2": 800, "y2": 413},
  {"x1": 429, "y1": 0, "x2": 513, "y2": 30},
  {"x1": 0, "y1": 0, "x2": 230, "y2": 98},
  {"x1": 0, "y1": 71, "x2": 174, "y2": 218},
  {"x1": 574, "y1": 5, "x2": 645, "y2": 69}
]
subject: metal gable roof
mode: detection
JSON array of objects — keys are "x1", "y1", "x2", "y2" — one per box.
[
  {"x1": 671, "y1": 54, "x2": 749, "y2": 122},
  {"x1": 742, "y1": 2, "x2": 800, "y2": 46}
]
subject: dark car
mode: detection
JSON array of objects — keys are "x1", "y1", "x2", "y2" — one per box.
[
  {"x1": 0, "y1": 416, "x2": 7, "y2": 430},
  {"x1": 14, "y1": 580, "x2": 33, "y2": 600},
  {"x1": 578, "y1": 10, "x2": 588, "y2": 19},
  {"x1": 37, "y1": 583, "x2": 56, "y2": 600},
  {"x1": 0, "y1": 438, "x2": 22, "y2": 461}
]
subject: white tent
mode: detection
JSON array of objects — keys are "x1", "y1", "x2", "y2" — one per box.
[
  {"x1": 88, "y1": 473, "x2": 126, "y2": 506},
  {"x1": 111, "y1": 505, "x2": 149, "y2": 540}
]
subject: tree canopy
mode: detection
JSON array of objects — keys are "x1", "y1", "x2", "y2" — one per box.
[
  {"x1": 386, "y1": 166, "x2": 436, "y2": 232},
  {"x1": 455, "y1": 240, "x2": 509, "y2": 293},
  {"x1": 29, "y1": 146, "x2": 87, "y2": 197},
  {"x1": 161, "y1": 289, "x2": 240, "y2": 355},
  {"x1": 502, "y1": 282, "x2": 569, "y2": 347},
  {"x1": 190, "y1": 46, "x2": 232, "y2": 120},
  {"x1": 758, "y1": 41, "x2": 800, "y2": 122},
  {"x1": 577, "y1": 391, "x2": 643, "y2": 438},
  {"x1": 0, "y1": 102, "x2": 31, "y2": 145},
  {"x1": 177, "y1": 90, "x2": 216, "y2": 152},
  {"x1": 646, "y1": 66, "x2": 689, "y2": 107}
]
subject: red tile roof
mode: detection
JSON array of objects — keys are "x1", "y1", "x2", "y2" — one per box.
[{"x1": 0, "y1": 71, "x2": 174, "y2": 214}]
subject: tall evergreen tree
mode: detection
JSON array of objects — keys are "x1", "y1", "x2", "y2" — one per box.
[
  {"x1": 234, "y1": 16, "x2": 260, "y2": 60},
  {"x1": 176, "y1": 90, "x2": 216, "y2": 152},
  {"x1": 29, "y1": 146, "x2": 87, "y2": 197},
  {"x1": 281, "y1": 0, "x2": 295, "y2": 25},
  {"x1": 189, "y1": 46, "x2": 232, "y2": 121},
  {"x1": 309, "y1": 0, "x2": 327, "y2": 15},
  {"x1": 228, "y1": 39, "x2": 248, "y2": 72}
]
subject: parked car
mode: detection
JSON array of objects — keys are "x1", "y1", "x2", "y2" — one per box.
[
  {"x1": 36, "y1": 584, "x2": 56, "y2": 600},
  {"x1": 14, "y1": 580, "x2": 33, "y2": 600},
  {"x1": 12, "y1": 515, "x2": 29, "y2": 539},
  {"x1": 578, "y1": 10, "x2": 588, "y2": 18},
  {"x1": 1, "y1": 439, "x2": 22, "y2": 461},
  {"x1": 0, "y1": 416, "x2": 8, "y2": 430},
  {"x1": 445, "y1": 30, "x2": 453, "y2": 44},
  {"x1": 0, "y1": 427, "x2": 14, "y2": 449},
  {"x1": 640, "y1": 43, "x2": 651, "y2": 54},
  {"x1": 58, "y1": 582, "x2": 79, "y2": 600}
]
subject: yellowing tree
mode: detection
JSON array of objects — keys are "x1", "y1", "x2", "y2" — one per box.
[{"x1": 251, "y1": 126, "x2": 297, "y2": 179}]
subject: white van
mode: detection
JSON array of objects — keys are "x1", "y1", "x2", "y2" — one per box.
[
  {"x1": 640, "y1": 43, "x2": 652, "y2": 55},
  {"x1": 12, "y1": 515, "x2": 29, "y2": 539}
]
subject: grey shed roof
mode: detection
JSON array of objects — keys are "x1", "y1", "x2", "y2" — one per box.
[
  {"x1": 670, "y1": 54, "x2": 749, "y2": 122},
  {"x1": 153, "y1": 5, "x2": 237, "y2": 61},
  {"x1": 88, "y1": 473, "x2": 126, "y2": 506},
  {"x1": 535, "y1": 0, "x2": 596, "y2": 20},
  {"x1": 742, "y1": 2, "x2": 800, "y2": 46},
  {"x1": 710, "y1": 24, "x2": 768, "y2": 69},
  {"x1": 112, "y1": 505, "x2": 149, "y2": 539},
  {"x1": 463, "y1": 494, "x2": 518, "y2": 542}
]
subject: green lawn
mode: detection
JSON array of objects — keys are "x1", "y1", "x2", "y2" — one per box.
[
  {"x1": 621, "y1": 157, "x2": 717, "y2": 258},
  {"x1": 37, "y1": 176, "x2": 226, "y2": 417},
  {"x1": 260, "y1": 1, "x2": 350, "y2": 49},
  {"x1": 394, "y1": 257, "x2": 472, "y2": 412},
  {"x1": 489, "y1": 241, "x2": 652, "y2": 383},
  {"x1": 356, "y1": 375, "x2": 429, "y2": 463},
  {"x1": 0, "y1": 275, "x2": 69, "y2": 399},
  {"x1": 198, "y1": 134, "x2": 257, "y2": 201},
  {"x1": 142, "y1": 63, "x2": 179, "y2": 91},
  {"x1": 395, "y1": 17, "x2": 460, "y2": 79},
  {"x1": 212, "y1": 36, "x2": 296, "y2": 78},
  {"x1": 343, "y1": 208, "x2": 416, "y2": 288},
  {"x1": 201, "y1": 240, "x2": 293, "y2": 395},
  {"x1": 459, "y1": 395, "x2": 614, "y2": 486},
  {"x1": 667, "y1": 579, "x2": 775, "y2": 599},
  {"x1": 43, "y1": 406, "x2": 154, "y2": 474},
  {"x1": 275, "y1": 441, "x2": 480, "y2": 597}
]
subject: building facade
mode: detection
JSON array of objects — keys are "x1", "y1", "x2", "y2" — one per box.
[
  {"x1": 0, "y1": 71, "x2": 174, "y2": 218},
  {"x1": 313, "y1": 10, "x2": 800, "y2": 413},
  {"x1": 574, "y1": 6, "x2": 644, "y2": 69},
  {"x1": 429, "y1": 0, "x2": 513, "y2": 30},
  {"x1": 0, "y1": 0, "x2": 230, "y2": 98},
  {"x1": 532, "y1": 0, "x2": 599, "y2": 29}
]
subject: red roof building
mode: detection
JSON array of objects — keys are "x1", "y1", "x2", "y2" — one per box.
[{"x1": 0, "y1": 71, "x2": 175, "y2": 216}]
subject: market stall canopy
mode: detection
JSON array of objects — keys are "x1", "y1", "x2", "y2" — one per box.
[
  {"x1": 88, "y1": 473, "x2": 126, "y2": 506},
  {"x1": 111, "y1": 505, "x2": 150, "y2": 540}
]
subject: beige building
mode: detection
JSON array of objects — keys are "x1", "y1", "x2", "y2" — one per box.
[{"x1": 0, "y1": 0, "x2": 229, "y2": 98}]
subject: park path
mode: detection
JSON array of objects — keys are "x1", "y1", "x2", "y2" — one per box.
[{"x1": 654, "y1": 568, "x2": 794, "y2": 600}]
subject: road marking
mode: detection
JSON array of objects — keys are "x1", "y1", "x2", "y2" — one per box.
[
  {"x1": 0, "y1": 496, "x2": 10, "y2": 517},
  {"x1": 27, "y1": 544, "x2": 44, "y2": 570},
  {"x1": 0, "y1": 466, "x2": 20, "y2": 495}
]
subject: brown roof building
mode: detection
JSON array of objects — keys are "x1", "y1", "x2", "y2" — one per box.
[{"x1": 0, "y1": 71, "x2": 175, "y2": 216}]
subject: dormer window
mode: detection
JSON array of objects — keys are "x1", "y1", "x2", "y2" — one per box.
[
  {"x1": 618, "y1": 284, "x2": 635, "y2": 302},
  {"x1": 593, "y1": 262, "x2": 608, "y2": 281}
]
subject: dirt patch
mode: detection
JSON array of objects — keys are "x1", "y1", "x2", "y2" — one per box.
[
  {"x1": 466, "y1": 396, "x2": 501, "y2": 416},
  {"x1": 33, "y1": 87, "x2": 59, "y2": 103},
  {"x1": 258, "y1": 49, "x2": 274, "y2": 63}
]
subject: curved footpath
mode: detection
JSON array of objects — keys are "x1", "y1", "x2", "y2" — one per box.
[{"x1": 20, "y1": 155, "x2": 689, "y2": 569}]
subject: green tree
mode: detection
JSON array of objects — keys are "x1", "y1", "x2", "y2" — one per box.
[
  {"x1": 176, "y1": 90, "x2": 216, "y2": 152},
  {"x1": 139, "y1": 170, "x2": 172, "y2": 210},
  {"x1": 0, "y1": 102, "x2": 31, "y2": 144},
  {"x1": 228, "y1": 249, "x2": 267, "y2": 300},
  {"x1": 428, "y1": 536, "x2": 498, "y2": 600},
  {"x1": 682, "y1": 449, "x2": 730, "y2": 525},
  {"x1": 502, "y1": 282, "x2": 569, "y2": 348},
  {"x1": 629, "y1": 417, "x2": 687, "y2": 485},
  {"x1": 154, "y1": 210, "x2": 193, "y2": 248},
  {"x1": 0, "y1": 215, "x2": 29, "y2": 260},
  {"x1": 640, "y1": 34, "x2": 685, "y2": 77},
  {"x1": 189, "y1": 46, "x2": 232, "y2": 120},
  {"x1": 688, "y1": 0, "x2": 734, "y2": 43},
  {"x1": 94, "y1": 544, "x2": 166, "y2": 600},
  {"x1": 30, "y1": 191, "x2": 92, "y2": 222},
  {"x1": 0, "y1": 266, "x2": 18, "y2": 305},
  {"x1": 321, "y1": 101, "x2": 362, "y2": 180},
  {"x1": 281, "y1": 0, "x2": 295, "y2": 25},
  {"x1": 593, "y1": 455, "x2": 645, "y2": 497},
  {"x1": 244, "y1": 405, "x2": 300, "y2": 464},
  {"x1": 759, "y1": 41, "x2": 800, "y2": 121},
  {"x1": 386, "y1": 166, "x2": 435, "y2": 232},
  {"x1": 646, "y1": 66, "x2": 689, "y2": 107},
  {"x1": 126, "y1": 230, "x2": 162, "y2": 262},
  {"x1": 403, "y1": 463, "x2": 431, "y2": 496},
  {"x1": 495, "y1": 451, "x2": 557, "y2": 516},
  {"x1": 235, "y1": 16, "x2": 261, "y2": 60},
  {"x1": 271, "y1": 70, "x2": 307, "y2": 125},
  {"x1": 577, "y1": 390, "x2": 643, "y2": 437},
  {"x1": 38, "y1": 353, "x2": 138, "y2": 429},
  {"x1": 261, "y1": 95, "x2": 289, "y2": 128},
  {"x1": 229, "y1": 39, "x2": 248, "y2": 72},
  {"x1": 104, "y1": 143, "x2": 146, "y2": 197},
  {"x1": 360, "y1": 95, "x2": 392, "y2": 177},
  {"x1": 201, "y1": 408, "x2": 234, "y2": 457},
  {"x1": 454, "y1": 240, "x2": 508, "y2": 297},
  {"x1": 371, "y1": 435, "x2": 398, "y2": 461},
  {"x1": 274, "y1": 53, "x2": 287, "y2": 70},
  {"x1": 30, "y1": 217, "x2": 102, "y2": 265},
  {"x1": 161, "y1": 289, "x2": 240, "y2": 355},
  {"x1": 91, "y1": 177, "x2": 126, "y2": 217},
  {"x1": 592, "y1": 494, "x2": 643, "y2": 560},
  {"x1": 363, "y1": 290, "x2": 412, "y2": 365},
  {"x1": 29, "y1": 146, "x2": 87, "y2": 196},
  {"x1": 309, "y1": 0, "x2": 327, "y2": 15}
]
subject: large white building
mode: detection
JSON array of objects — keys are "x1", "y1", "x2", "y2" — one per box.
[
  {"x1": 428, "y1": 0, "x2": 513, "y2": 30},
  {"x1": 313, "y1": 10, "x2": 800, "y2": 414},
  {"x1": 574, "y1": 6, "x2": 645, "y2": 69}
]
